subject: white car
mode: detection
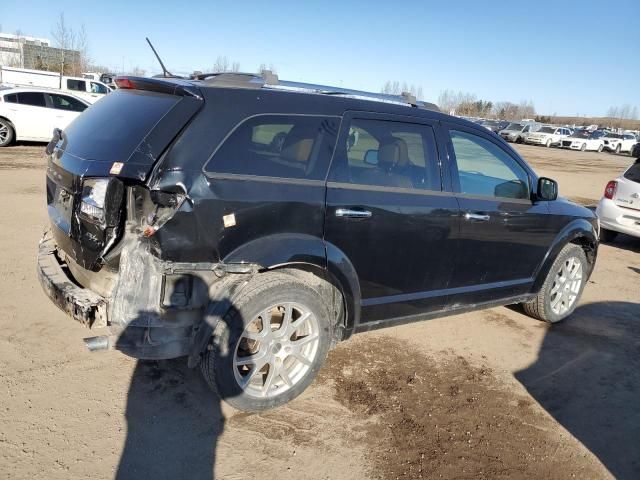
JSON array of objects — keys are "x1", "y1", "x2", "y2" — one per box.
[
  {"x1": 524, "y1": 126, "x2": 572, "y2": 147},
  {"x1": 559, "y1": 130, "x2": 606, "y2": 152},
  {"x1": 596, "y1": 160, "x2": 640, "y2": 241},
  {"x1": 602, "y1": 133, "x2": 638, "y2": 155},
  {"x1": 0, "y1": 87, "x2": 89, "y2": 146}
]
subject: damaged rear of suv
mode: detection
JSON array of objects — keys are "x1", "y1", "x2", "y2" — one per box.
[{"x1": 38, "y1": 73, "x2": 598, "y2": 412}]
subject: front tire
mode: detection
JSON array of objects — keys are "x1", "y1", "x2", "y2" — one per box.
[
  {"x1": 0, "y1": 119, "x2": 15, "y2": 147},
  {"x1": 201, "y1": 272, "x2": 332, "y2": 412},
  {"x1": 546, "y1": 138, "x2": 552, "y2": 148},
  {"x1": 581, "y1": 143, "x2": 587, "y2": 151},
  {"x1": 615, "y1": 144, "x2": 621, "y2": 154},
  {"x1": 522, "y1": 244, "x2": 588, "y2": 323},
  {"x1": 597, "y1": 144, "x2": 604, "y2": 153}
]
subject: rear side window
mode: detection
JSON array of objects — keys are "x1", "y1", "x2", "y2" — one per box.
[
  {"x1": 450, "y1": 130, "x2": 530, "y2": 200},
  {"x1": 623, "y1": 162, "x2": 640, "y2": 184},
  {"x1": 16, "y1": 92, "x2": 46, "y2": 107},
  {"x1": 206, "y1": 115, "x2": 339, "y2": 181},
  {"x1": 66, "y1": 79, "x2": 86, "y2": 91},
  {"x1": 332, "y1": 118, "x2": 440, "y2": 191}
]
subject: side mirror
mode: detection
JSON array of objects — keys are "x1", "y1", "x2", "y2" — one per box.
[
  {"x1": 364, "y1": 149, "x2": 378, "y2": 165},
  {"x1": 537, "y1": 177, "x2": 558, "y2": 201}
]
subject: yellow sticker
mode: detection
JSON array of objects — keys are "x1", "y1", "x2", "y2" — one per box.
[
  {"x1": 110, "y1": 162, "x2": 124, "y2": 175},
  {"x1": 223, "y1": 213, "x2": 236, "y2": 228}
]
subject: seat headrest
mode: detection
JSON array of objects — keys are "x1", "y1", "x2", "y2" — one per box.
[
  {"x1": 377, "y1": 137, "x2": 409, "y2": 167},
  {"x1": 281, "y1": 125, "x2": 318, "y2": 163}
]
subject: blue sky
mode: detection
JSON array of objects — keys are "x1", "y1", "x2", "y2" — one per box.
[{"x1": 2, "y1": 0, "x2": 638, "y2": 116}]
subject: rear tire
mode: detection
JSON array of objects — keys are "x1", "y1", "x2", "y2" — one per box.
[
  {"x1": 200, "y1": 272, "x2": 332, "y2": 412},
  {"x1": 522, "y1": 243, "x2": 588, "y2": 323},
  {"x1": 600, "y1": 228, "x2": 618, "y2": 243},
  {"x1": 0, "y1": 119, "x2": 15, "y2": 147}
]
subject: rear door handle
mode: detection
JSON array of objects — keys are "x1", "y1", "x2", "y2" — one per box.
[
  {"x1": 335, "y1": 208, "x2": 372, "y2": 219},
  {"x1": 464, "y1": 212, "x2": 490, "y2": 222}
]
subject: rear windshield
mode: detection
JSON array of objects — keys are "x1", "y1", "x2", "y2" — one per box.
[
  {"x1": 624, "y1": 162, "x2": 640, "y2": 184},
  {"x1": 62, "y1": 90, "x2": 180, "y2": 162}
]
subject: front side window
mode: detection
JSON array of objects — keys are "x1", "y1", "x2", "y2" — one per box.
[
  {"x1": 16, "y1": 92, "x2": 46, "y2": 107},
  {"x1": 90, "y1": 82, "x2": 108, "y2": 94},
  {"x1": 46, "y1": 93, "x2": 88, "y2": 112},
  {"x1": 333, "y1": 118, "x2": 440, "y2": 191},
  {"x1": 66, "y1": 79, "x2": 86, "y2": 91},
  {"x1": 206, "y1": 115, "x2": 339, "y2": 181},
  {"x1": 450, "y1": 130, "x2": 530, "y2": 200}
]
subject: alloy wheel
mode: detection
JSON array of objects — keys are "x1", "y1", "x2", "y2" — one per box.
[
  {"x1": 549, "y1": 256, "x2": 583, "y2": 316},
  {"x1": 233, "y1": 302, "x2": 320, "y2": 398},
  {"x1": 0, "y1": 122, "x2": 9, "y2": 144}
]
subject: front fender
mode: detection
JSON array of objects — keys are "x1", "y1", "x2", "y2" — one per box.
[
  {"x1": 223, "y1": 234, "x2": 361, "y2": 338},
  {"x1": 532, "y1": 218, "x2": 598, "y2": 293}
]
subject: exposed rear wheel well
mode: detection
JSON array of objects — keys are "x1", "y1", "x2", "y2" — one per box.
[{"x1": 265, "y1": 264, "x2": 347, "y2": 346}]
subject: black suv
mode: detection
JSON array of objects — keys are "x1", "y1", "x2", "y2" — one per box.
[{"x1": 38, "y1": 73, "x2": 598, "y2": 411}]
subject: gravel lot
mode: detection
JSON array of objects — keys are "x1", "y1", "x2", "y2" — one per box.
[{"x1": 0, "y1": 143, "x2": 638, "y2": 479}]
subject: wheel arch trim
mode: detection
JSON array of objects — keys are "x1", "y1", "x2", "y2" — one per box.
[{"x1": 532, "y1": 218, "x2": 598, "y2": 292}]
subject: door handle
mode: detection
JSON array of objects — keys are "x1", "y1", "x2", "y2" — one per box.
[
  {"x1": 335, "y1": 208, "x2": 372, "y2": 219},
  {"x1": 464, "y1": 212, "x2": 490, "y2": 222}
]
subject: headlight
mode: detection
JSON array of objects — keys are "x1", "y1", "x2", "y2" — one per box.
[{"x1": 80, "y1": 178, "x2": 110, "y2": 222}]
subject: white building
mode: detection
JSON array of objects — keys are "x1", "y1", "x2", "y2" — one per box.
[{"x1": 0, "y1": 32, "x2": 51, "y2": 68}]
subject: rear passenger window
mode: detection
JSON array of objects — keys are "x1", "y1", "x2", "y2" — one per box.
[
  {"x1": 333, "y1": 118, "x2": 440, "y2": 191},
  {"x1": 206, "y1": 115, "x2": 339, "y2": 181},
  {"x1": 16, "y1": 92, "x2": 46, "y2": 107},
  {"x1": 450, "y1": 130, "x2": 530, "y2": 200}
]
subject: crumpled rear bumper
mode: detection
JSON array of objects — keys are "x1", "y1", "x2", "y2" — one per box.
[
  {"x1": 37, "y1": 230, "x2": 108, "y2": 328},
  {"x1": 37, "y1": 228, "x2": 212, "y2": 360}
]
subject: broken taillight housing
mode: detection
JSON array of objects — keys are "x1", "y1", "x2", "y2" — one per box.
[
  {"x1": 604, "y1": 180, "x2": 617, "y2": 200},
  {"x1": 80, "y1": 178, "x2": 110, "y2": 222}
]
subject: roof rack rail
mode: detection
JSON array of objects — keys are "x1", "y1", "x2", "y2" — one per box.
[
  {"x1": 186, "y1": 71, "x2": 439, "y2": 111},
  {"x1": 264, "y1": 80, "x2": 439, "y2": 111}
]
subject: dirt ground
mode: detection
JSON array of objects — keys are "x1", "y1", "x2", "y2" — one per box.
[{"x1": 0, "y1": 143, "x2": 638, "y2": 480}]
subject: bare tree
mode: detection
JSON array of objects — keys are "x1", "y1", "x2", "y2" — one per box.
[
  {"x1": 381, "y1": 80, "x2": 423, "y2": 99},
  {"x1": 258, "y1": 63, "x2": 277, "y2": 74}
]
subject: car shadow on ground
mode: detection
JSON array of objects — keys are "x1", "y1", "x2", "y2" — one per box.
[
  {"x1": 516, "y1": 301, "x2": 640, "y2": 479},
  {"x1": 602, "y1": 234, "x2": 640, "y2": 254}
]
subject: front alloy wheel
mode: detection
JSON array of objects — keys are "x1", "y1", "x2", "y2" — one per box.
[
  {"x1": 549, "y1": 257, "x2": 583, "y2": 316},
  {"x1": 521, "y1": 243, "x2": 588, "y2": 323}
]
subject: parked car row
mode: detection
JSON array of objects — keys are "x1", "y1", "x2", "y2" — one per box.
[{"x1": 0, "y1": 86, "x2": 89, "y2": 146}]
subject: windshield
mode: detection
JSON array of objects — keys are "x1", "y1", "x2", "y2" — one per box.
[
  {"x1": 570, "y1": 130, "x2": 589, "y2": 138},
  {"x1": 506, "y1": 123, "x2": 524, "y2": 130},
  {"x1": 538, "y1": 127, "x2": 555, "y2": 133}
]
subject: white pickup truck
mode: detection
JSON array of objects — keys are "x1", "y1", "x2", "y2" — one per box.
[{"x1": 0, "y1": 66, "x2": 110, "y2": 104}]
